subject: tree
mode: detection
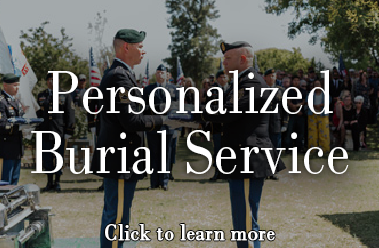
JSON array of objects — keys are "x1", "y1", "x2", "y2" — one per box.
[
  {"x1": 165, "y1": 0, "x2": 221, "y2": 87},
  {"x1": 255, "y1": 47, "x2": 320, "y2": 74},
  {"x1": 264, "y1": 0, "x2": 379, "y2": 67},
  {"x1": 20, "y1": 22, "x2": 88, "y2": 91}
]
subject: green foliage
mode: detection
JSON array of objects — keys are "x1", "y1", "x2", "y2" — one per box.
[
  {"x1": 20, "y1": 22, "x2": 88, "y2": 91},
  {"x1": 264, "y1": 0, "x2": 379, "y2": 67},
  {"x1": 255, "y1": 47, "x2": 322, "y2": 73},
  {"x1": 164, "y1": 0, "x2": 221, "y2": 85}
]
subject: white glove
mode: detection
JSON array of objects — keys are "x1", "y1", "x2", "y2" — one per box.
[
  {"x1": 281, "y1": 127, "x2": 287, "y2": 133},
  {"x1": 91, "y1": 127, "x2": 96, "y2": 134},
  {"x1": 64, "y1": 134, "x2": 72, "y2": 140}
]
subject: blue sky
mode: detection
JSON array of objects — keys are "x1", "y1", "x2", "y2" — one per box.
[{"x1": 0, "y1": 0, "x2": 332, "y2": 78}]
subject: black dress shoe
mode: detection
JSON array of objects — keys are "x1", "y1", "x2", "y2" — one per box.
[
  {"x1": 266, "y1": 175, "x2": 279, "y2": 180},
  {"x1": 163, "y1": 185, "x2": 168, "y2": 191},
  {"x1": 43, "y1": 183, "x2": 55, "y2": 192},
  {"x1": 98, "y1": 184, "x2": 104, "y2": 191},
  {"x1": 55, "y1": 183, "x2": 61, "y2": 192}
]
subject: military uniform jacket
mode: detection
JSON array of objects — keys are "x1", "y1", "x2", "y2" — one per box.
[
  {"x1": 0, "y1": 91, "x2": 24, "y2": 159},
  {"x1": 91, "y1": 59, "x2": 164, "y2": 180},
  {"x1": 268, "y1": 86, "x2": 289, "y2": 134},
  {"x1": 36, "y1": 89, "x2": 76, "y2": 140},
  {"x1": 201, "y1": 68, "x2": 286, "y2": 179}
]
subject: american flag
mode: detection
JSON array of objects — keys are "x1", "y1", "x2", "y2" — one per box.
[
  {"x1": 89, "y1": 47, "x2": 102, "y2": 87},
  {"x1": 338, "y1": 54, "x2": 347, "y2": 77},
  {"x1": 176, "y1": 57, "x2": 184, "y2": 86},
  {"x1": 142, "y1": 60, "x2": 149, "y2": 87}
]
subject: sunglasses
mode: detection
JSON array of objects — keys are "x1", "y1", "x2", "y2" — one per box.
[{"x1": 355, "y1": 102, "x2": 362, "y2": 104}]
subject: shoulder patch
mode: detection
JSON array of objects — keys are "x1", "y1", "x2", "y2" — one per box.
[{"x1": 119, "y1": 90, "x2": 131, "y2": 103}]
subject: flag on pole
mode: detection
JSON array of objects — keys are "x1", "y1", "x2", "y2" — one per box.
[
  {"x1": 254, "y1": 55, "x2": 260, "y2": 72},
  {"x1": 219, "y1": 57, "x2": 224, "y2": 71},
  {"x1": 89, "y1": 47, "x2": 102, "y2": 87},
  {"x1": 10, "y1": 45, "x2": 39, "y2": 139},
  {"x1": 338, "y1": 54, "x2": 347, "y2": 77},
  {"x1": 176, "y1": 57, "x2": 184, "y2": 86},
  {"x1": 0, "y1": 28, "x2": 14, "y2": 74},
  {"x1": 142, "y1": 60, "x2": 149, "y2": 87}
]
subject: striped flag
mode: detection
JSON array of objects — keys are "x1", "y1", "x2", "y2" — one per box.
[
  {"x1": 10, "y1": 44, "x2": 39, "y2": 139},
  {"x1": 0, "y1": 28, "x2": 13, "y2": 74},
  {"x1": 142, "y1": 60, "x2": 149, "y2": 87},
  {"x1": 89, "y1": 47, "x2": 102, "y2": 87},
  {"x1": 338, "y1": 54, "x2": 347, "y2": 77},
  {"x1": 176, "y1": 57, "x2": 184, "y2": 86}
]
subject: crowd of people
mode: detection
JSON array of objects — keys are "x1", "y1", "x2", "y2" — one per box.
[{"x1": 186, "y1": 66, "x2": 379, "y2": 158}]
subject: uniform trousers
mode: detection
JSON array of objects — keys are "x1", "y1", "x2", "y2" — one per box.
[
  {"x1": 2, "y1": 159, "x2": 21, "y2": 185},
  {"x1": 229, "y1": 178, "x2": 265, "y2": 248},
  {"x1": 100, "y1": 178, "x2": 137, "y2": 248},
  {"x1": 308, "y1": 115, "x2": 330, "y2": 152},
  {"x1": 42, "y1": 137, "x2": 65, "y2": 175},
  {"x1": 147, "y1": 132, "x2": 174, "y2": 187}
]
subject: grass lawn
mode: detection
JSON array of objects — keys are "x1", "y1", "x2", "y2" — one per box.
[{"x1": 18, "y1": 135, "x2": 379, "y2": 247}]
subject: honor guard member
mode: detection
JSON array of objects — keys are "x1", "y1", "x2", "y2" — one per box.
[
  {"x1": 90, "y1": 29, "x2": 172, "y2": 248},
  {"x1": 198, "y1": 42, "x2": 286, "y2": 248},
  {"x1": 0, "y1": 74, "x2": 24, "y2": 185},
  {"x1": 36, "y1": 73, "x2": 76, "y2": 192},
  {"x1": 209, "y1": 70, "x2": 229, "y2": 180},
  {"x1": 143, "y1": 64, "x2": 179, "y2": 190}
]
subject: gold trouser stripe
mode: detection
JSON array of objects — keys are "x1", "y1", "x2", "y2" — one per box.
[
  {"x1": 244, "y1": 178, "x2": 253, "y2": 248},
  {"x1": 112, "y1": 179, "x2": 125, "y2": 248},
  {"x1": 0, "y1": 158, "x2": 3, "y2": 180}
]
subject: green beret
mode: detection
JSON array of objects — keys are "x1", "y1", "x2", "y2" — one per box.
[
  {"x1": 220, "y1": 41, "x2": 252, "y2": 54},
  {"x1": 115, "y1": 29, "x2": 146, "y2": 43},
  {"x1": 2, "y1": 73, "x2": 20, "y2": 83},
  {"x1": 215, "y1": 70, "x2": 224, "y2": 79},
  {"x1": 264, "y1": 69, "x2": 275, "y2": 76}
]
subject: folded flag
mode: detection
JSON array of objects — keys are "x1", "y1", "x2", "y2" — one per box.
[{"x1": 8, "y1": 117, "x2": 44, "y2": 124}]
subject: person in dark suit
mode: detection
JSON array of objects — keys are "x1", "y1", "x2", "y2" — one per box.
[
  {"x1": 142, "y1": 64, "x2": 179, "y2": 190},
  {"x1": 330, "y1": 70, "x2": 343, "y2": 100},
  {"x1": 90, "y1": 29, "x2": 174, "y2": 248},
  {"x1": 199, "y1": 41, "x2": 286, "y2": 248},
  {"x1": 36, "y1": 73, "x2": 76, "y2": 192},
  {"x1": 0, "y1": 73, "x2": 24, "y2": 185}
]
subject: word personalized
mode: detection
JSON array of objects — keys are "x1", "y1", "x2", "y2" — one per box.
[{"x1": 46, "y1": 70, "x2": 332, "y2": 116}]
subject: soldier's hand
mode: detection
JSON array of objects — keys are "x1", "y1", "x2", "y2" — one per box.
[{"x1": 281, "y1": 127, "x2": 287, "y2": 133}]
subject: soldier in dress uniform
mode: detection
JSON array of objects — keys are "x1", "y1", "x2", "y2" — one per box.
[
  {"x1": 209, "y1": 69, "x2": 229, "y2": 180},
  {"x1": 90, "y1": 29, "x2": 174, "y2": 248},
  {"x1": 143, "y1": 64, "x2": 179, "y2": 190},
  {"x1": 197, "y1": 41, "x2": 286, "y2": 248},
  {"x1": 264, "y1": 69, "x2": 289, "y2": 180},
  {"x1": 0, "y1": 73, "x2": 24, "y2": 185},
  {"x1": 36, "y1": 73, "x2": 76, "y2": 192}
]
